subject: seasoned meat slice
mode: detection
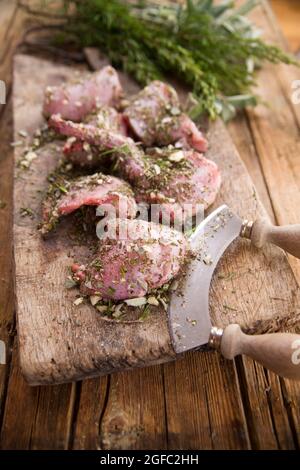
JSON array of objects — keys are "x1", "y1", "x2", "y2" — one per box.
[
  {"x1": 136, "y1": 148, "x2": 221, "y2": 223},
  {"x1": 41, "y1": 172, "x2": 137, "y2": 234},
  {"x1": 49, "y1": 116, "x2": 220, "y2": 222},
  {"x1": 43, "y1": 66, "x2": 123, "y2": 121},
  {"x1": 49, "y1": 114, "x2": 146, "y2": 181},
  {"x1": 72, "y1": 218, "x2": 189, "y2": 300},
  {"x1": 63, "y1": 106, "x2": 128, "y2": 168},
  {"x1": 123, "y1": 81, "x2": 208, "y2": 152}
]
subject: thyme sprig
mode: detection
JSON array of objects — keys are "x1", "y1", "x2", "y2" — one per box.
[{"x1": 47, "y1": 0, "x2": 297, "y2": 119}]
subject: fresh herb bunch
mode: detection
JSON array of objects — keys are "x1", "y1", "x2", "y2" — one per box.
[{"x1": 55, "y1": 0, "x2": 297, "y2": 120}]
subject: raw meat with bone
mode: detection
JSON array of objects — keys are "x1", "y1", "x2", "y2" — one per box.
[
  {"x1": 43, "y1": 66, "x2": 123, "y2": 122},
  {"x1": 49, "y1": 115, "x2": 221, "y2": 222},
  {"x1": 72, "y1": 218, "x2": 189, "y2": 300},
  {"x1": 41, "y1": 172, "x2": 137, "y2": 235},
  {"x1": 123, "y1": 81, "x2": 208, "y2": 152},
  {"x1": 63, "y1": 106, "x2": 128, "y2": 168}
]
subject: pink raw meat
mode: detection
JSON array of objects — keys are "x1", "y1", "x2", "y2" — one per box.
[
  {"x1": 63, "y1": 106, "x2": 128, "y2": 168},
  {"x1": 49, "y1": 115, "x2": 220, "y2": 222},
  {"x1": 49, "y1": 114, "x2": 146, "y2": 181},
  {"x1": 41, "y1": 172, "x2": 137, "y2": 234},
  {"x1": 123, "y1": 81, "x2": 208, "y2": 152},
  {"x1": 72, "y1": 218, "x2": 189, "y2": 300},
  {"x1": 43, "y1": 66, "x2": 123, "y2": 121}
]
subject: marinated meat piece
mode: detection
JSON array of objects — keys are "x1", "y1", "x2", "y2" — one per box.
[
  {"x1": 49, "y1": 115, "x2": 220, "y2": 222},
  {"x1": 63, "y1": 106, "x2": 128, "y2": 168},
  {"x1": 137, "y1": 148, "x2": 221, "y2": 223},
  {"x1": 49, "y1": 114, "x2": 146, "y2": 181},
  {"x1": 43, "y1": 66, "x2": 123, "y2": 121},
  {"x1": 41, "y1": 172, "x2": 137, "y2": 234},
  {"x1": 72, "y1": 218, "x2": 189, "y2": 300},
  {"x1": 123, "y1": 81, "x2": 208, "y2": 152},
  {"x1": 63, "y1": 138, "x2": 99, "y2": 169}
]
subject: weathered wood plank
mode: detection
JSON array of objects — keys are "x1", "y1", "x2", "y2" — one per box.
[
  {"x1": 0, "y1": 4, "x2": 26, "y2": 99},
  {"x1": 29, "y1": 383, "x2": 76, "y2": 449},
  {"x1": 0, "y1": 0, "x2": 299, "y2": 452},
  {"x1": 0, "y1": 344, "x2": 39, "y2": 449},
  {"x1": 163, "y1": 352, "x2": 250, "y2": 449},
  {"x1": 100, "y1": 367, "x2": 168, "y2": 450},
  {"x1": 0, "y1": 0, "x2": 25, "y2": 439},
  {"x1": 72, "y1": 378, "x2": 108, "y2": 450},
  {"x1": 245, "y1": 1, "x2": 300, "y2": 284},
  {"x1": 224, "y1": 0, "x2": 300, "y2": 450},
  {"x1": 73, "y1": 368, "x2": 169, "y2": 450},
  {"x1": 227, "y1": 117, "x2": 275, "y2": 222},
  {"x1": 0, "y1": 96, "x2": 15, "y2": 435},
  {"x1": 13, "y1": 54, "x2": 300, "y2": 387},
  {"x1": 235, "y1": 358, "x2": 296, "y2": 449},
  {"x1": 228, "y1": 113, "x2": 300, "y2": 449},
  {"x1": 0, "y1": 344, "x2": 76, "y2": 449},
  {"x1": 280, "y1": 378, "x2": 300, "y2": 446},
  {"x1": 0, "y1": 2, "x2": 18, "y2": 60},
  {"x1": 0, "y1": 2, "x2": 78, "y2": 450},
  {"x1": 270, "y1": 0, "x2": 300, "y2": 52}
]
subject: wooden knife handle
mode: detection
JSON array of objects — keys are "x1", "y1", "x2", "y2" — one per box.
[
  {"x1": 250, "y1": 218, "x2": 300, "y2": 259},
  {"x1": 220, "y1": 324, "x2": 300, "y2": 380}
]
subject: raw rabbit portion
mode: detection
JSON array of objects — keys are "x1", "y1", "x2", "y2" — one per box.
[
  {"x1": 49, "y1": 115, "x2": 220, "y2": 222},
  {"x1": 63, "y1": 106, "x2": 128, "y2": 168},
  {"x1": 72, "y1": 218, "x2": 189, "y2": 300},
  {"x1": 43, "y1": 66, "x2": 123, "y2": 121},
  {"x1": 137, "y1": 147, "x2": 221, "y2": 223},
  {"x1": 49, "y1": 114, "x2": 146, "y2": 181},
  {"x1": 41, "y1": 172, "x2": 137, "y2": 235},
  {"x1": 123, "y1": 81, "x2": 208, "y2": 152}
]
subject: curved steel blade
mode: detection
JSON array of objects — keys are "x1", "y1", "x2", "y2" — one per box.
[{"x1": 168, "y1": 205, "x2": 243, "y2": 354}]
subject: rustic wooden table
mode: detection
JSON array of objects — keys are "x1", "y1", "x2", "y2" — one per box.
[{"x1": 0, "y1": 0, "x2": 299, "y2": 449}]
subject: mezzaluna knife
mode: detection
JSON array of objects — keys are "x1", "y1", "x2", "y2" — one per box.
[{"x1": 168, "y1": 205, "x2": 300, "y2": 380}]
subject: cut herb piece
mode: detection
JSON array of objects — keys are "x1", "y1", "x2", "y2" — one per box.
[
  {"x1": 65, "y1": 278, "x2": 77, "y2": 289},
  {"x1": 20, "y1": 207, "x2": 34, "y2": 218},
  {"x1": 223, "y1": 304, "x2": 238, "y2": 311},
  {"x1": 139, "y1": 304, "x2": 151, "y2": 321}
]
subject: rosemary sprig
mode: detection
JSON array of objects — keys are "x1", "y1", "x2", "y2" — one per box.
[{"x1": 48, "y1": 0, "x2": 298, "y2": 119}]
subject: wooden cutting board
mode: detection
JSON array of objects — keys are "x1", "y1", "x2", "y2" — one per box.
[{"x1": 13, "y1": 54, "x2": 300, "y2": 385}]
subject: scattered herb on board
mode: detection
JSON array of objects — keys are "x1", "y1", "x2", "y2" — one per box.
[
  {"x1": 217, "y1": 271, "x2": 237, "y2": 281},
  {"x1": 30, "y1": 0, "x2": 299, "y2": 120},
  {"x1": 20, "y1": 207, "x2": 34, "y2": 218},
  {"x1": 70, "y1": 281, "x2": 174, "y2": 321},
  {"x1": 223, "y1": 303, "x2": 238, "y2": 311}
]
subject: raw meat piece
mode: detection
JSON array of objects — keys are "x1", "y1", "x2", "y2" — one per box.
[
  {"x1": 63, "y1": 106, "x2": 128, "y2": 168},
  {"x1": 72, "y1": 218, "x2": 189, "y2": 300},
  {"x1": 138, "y1": 147, "x2": 221, "y2": 223},
  {"x1": 49, "y1": 114, "x2": 146, "y2": 181},
  {"x1": 49, "y1": 115, "x2": 220, "y2": 222},
  {"x1": 43, "y1": 66, "x2": 123, "y2": 121},
  {"x1": 41, "y1": 172, "x2": 137, "y2": 234},
  {"x1": 123, "y1": 81, "x2": 208, "y2": 152}
]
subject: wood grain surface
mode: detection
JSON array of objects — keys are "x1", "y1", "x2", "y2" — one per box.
[
  {"x1": 12, "y1": 53, "x2": 299, "y2": 385},
  {"x1": 271, "y1": 0, "x2": 300, "y2": 52},
  {"x1": 0, "y1": 0, "x2": 299, "y2": 450}
]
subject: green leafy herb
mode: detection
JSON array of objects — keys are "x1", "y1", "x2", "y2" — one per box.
[
  {"x1": 223, "y1": 304, "x2": 238, "y2": 311},
  {"x1": 20, "y1": 207, "x2": 34, "y2": 218},
  {"x1": 47, "y1": 0, "x2": 298, "y2": 120},
  {"x1": 139, "y1": 304, "x2": 151, "y2": 321}
]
